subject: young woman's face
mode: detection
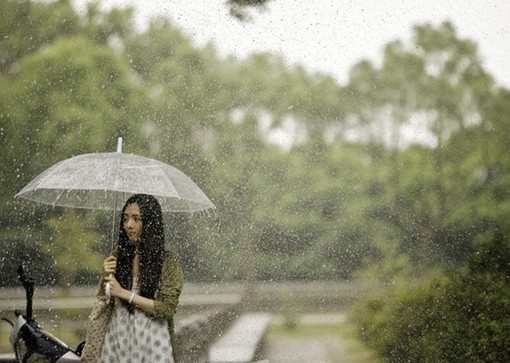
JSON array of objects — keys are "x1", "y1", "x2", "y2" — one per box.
[{"x1": 123, "y1": 202, "x2": 142, "y2": 241}]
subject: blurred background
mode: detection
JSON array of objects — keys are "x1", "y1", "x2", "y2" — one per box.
[{"x1": 1, "y1": 1, "x2": 509, "y2": 362}]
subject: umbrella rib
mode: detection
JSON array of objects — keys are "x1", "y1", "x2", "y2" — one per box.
[{"x1": 52, "y1": 188, "x2": 68, "y2": 208}]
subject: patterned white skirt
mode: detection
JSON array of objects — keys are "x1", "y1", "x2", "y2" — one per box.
[{"x1": 100, "y1": 294, "x2": 174, "y2": 363}]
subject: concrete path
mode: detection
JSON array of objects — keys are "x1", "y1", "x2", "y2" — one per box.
[
  {"x1": 209, "y1": 313, "x2": 273, "y2": 363},
  {"x1": 264, "y1": 313, "x2": 375, "y2": 363},
  {"x1": 265, "y1": 333, "x2": 354, "y2": 363}
]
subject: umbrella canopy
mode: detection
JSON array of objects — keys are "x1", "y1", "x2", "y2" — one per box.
[{"x1": 15, "y1": 152, "x2": 215, "y2": 213}]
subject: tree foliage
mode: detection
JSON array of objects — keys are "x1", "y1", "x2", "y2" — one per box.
[
  {"x1": 226, "y1": 0, "x2": 272, "y2": 20},
  {"x1": 2, "y1": 1, "x2": 508, "y2": 358},
  {"x1": 0, "y1": 0, "x2": 508, "y2": 295},
  {"x1": 352, "y1": 234, "x2": 510, "y2": 362}
]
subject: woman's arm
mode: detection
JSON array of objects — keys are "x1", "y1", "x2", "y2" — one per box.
[
  {"x1": 104, "y1": 278, "x2": 157, "y2": 315},
  {"x1": 104, "y1": 255, "x2": 184, "y2": 318},
  {"x1": 118, "y1": 289, "x2": 156, "y2": 314},
  {"x1": 150, "y1": 255, "x2": 184, "y2": 320}
]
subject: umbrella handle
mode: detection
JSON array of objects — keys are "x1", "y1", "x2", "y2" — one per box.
[{"x1": 105, "y1": 277, "x2": 112, "y2": 301}]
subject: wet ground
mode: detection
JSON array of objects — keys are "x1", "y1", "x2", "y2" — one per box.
[
  {"x1": 1, "y1": 283, "x2": 378, "y2": 360},
  {"x1": 264, "y1": 313, "x2": 378, "y2": 363}
]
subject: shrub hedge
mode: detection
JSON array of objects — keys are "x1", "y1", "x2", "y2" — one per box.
[{"x1": 352, "y1": 236, "x2": 510, "y2": 363}]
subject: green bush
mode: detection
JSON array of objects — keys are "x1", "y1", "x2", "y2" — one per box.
[{"x1": 352, "y1": 236, "x2": 510, "y2": 363}]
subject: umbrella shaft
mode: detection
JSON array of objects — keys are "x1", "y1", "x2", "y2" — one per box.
[
  {"x1": 111, "y1": 136, "x2": 122, "y2": 248},
  {"x1": 111, "y1": 195, "x2": 118, "y2": 250}
]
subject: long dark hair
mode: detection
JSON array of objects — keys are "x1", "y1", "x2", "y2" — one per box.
[{"x1": 115, "y1": 194, "x2": 165, "y2": 312}]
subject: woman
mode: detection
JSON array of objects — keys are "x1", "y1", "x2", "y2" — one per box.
[{"x1": 81, "y1": 194, "x2": 184, "y2": 363}]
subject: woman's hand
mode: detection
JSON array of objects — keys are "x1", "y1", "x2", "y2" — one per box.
[
  {"x1": 103, "y1": 255, "x2": 117, "y2": 275},
  {"x1": 104, "y1": 274, "x2": 127, "y2": 299}
]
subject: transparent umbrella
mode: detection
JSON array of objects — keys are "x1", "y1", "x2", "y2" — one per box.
[
  {"x1": 15, "y1": 137, "x2": 215, "y2": 298},
  {"x1": 15, "y1": 138, "x2": 215, "y2": 214}
]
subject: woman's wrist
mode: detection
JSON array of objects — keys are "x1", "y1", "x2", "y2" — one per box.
[
  {"x1": 128, "y1": 291, "x2": 136, "y2": 304},
  {"x1": 118, "y1": 288, "x2": 132, "y2": 301}
]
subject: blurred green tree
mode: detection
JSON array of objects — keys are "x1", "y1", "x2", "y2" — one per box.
[{"x1": 45, "y1": 211, "x2": 103, "y2": 288}]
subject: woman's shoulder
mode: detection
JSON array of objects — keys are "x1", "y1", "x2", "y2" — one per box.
[
  {"x1": 159, "y1": 251, "x2": 184, "y2": 289},
  {"x1": 162, "y1": 250, "x2": 180, "y2": 264},
  {"x1": 161, "y1": 251, "x2": 183, "y2": 274}
]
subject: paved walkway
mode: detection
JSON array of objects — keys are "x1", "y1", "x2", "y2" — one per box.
[
  {"x1": 264, "y1": 313, "x2": 375, "y2": 363},
  {"x1": 266, "y1": 335, "x2": 348, "y2": 363}
]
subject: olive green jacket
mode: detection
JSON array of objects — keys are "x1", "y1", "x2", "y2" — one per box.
[{"x1": 80, "y1": 253, "x2": 184, "y2": 363}]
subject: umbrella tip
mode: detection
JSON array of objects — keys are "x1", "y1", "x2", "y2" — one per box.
[{"x1": 117, "y1": 137, "x2": 123, "y2": 153}]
